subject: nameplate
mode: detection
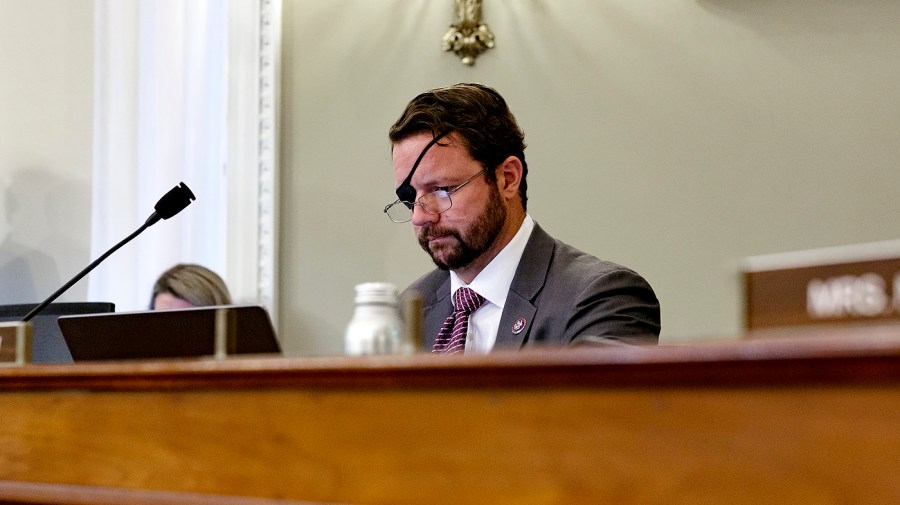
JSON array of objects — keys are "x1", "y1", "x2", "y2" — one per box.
[
  {"x1": 743, "y1": 241, "x2": 900, "y2": 333},
  {"x1": 0, "y1": 322, "x2": 33, "y2": 365}
]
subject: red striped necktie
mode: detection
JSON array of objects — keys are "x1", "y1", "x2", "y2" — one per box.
[{"x1": 432, "y1": 287, "x2": 485, "y2": 355}]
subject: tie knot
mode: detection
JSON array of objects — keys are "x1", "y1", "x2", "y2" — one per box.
[{"x1": 453, "y1": 287, "x2": 484, "y2": 315}]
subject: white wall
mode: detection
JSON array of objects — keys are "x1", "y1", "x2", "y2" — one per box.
[
  {"x1": 279, "y1": 0, "x2": 900, "y2": 354},
  {"x1": 0, "y1": 0, "x2": 94, "y2": 304}
]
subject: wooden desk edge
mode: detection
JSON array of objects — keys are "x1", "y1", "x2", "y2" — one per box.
[
  {"x1": 0, "y1": 480, "x2": 340, "y2": 505},
  {"x1": 1, "y1": 330, "x2": 899, "y2": 391}
]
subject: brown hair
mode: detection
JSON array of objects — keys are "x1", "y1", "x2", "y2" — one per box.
[
  {"x1": 389, "y1": 83, "x2": 528, "y2": 210},
  {"x1": 150, "y1": 263, "x2": 232, "y2": 309}
]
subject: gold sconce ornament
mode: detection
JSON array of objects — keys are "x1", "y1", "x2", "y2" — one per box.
[{"x1": 442, "y1": 0, "x2": 495, "y2": 65}]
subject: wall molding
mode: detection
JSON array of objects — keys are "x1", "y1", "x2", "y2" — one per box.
[{"x1": 227, "y1": 0, "x2": 281, "y2": 325}]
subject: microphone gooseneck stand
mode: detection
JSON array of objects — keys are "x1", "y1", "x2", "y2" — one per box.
[{"x1": 21, "y1": 182, "x2": 196, "y2": 323}]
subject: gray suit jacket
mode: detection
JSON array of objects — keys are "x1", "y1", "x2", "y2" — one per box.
[{"x1": 406, "y1": 223, "x2": 661, "y2": 351}]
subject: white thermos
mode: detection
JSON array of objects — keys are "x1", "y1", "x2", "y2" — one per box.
[{"x1": 344, "y1": 282, "x2": 412, "y2": 355}]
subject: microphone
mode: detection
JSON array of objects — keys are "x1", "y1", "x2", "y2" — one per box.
[
  {"x1": 145, "y1": 182, "x2": 196, "y2": 226},
  {"x1": 21, "y1": 182, "x2": 196, "y2": 322}
]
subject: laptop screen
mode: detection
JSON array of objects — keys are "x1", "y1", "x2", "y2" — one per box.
[{"x1": 58, "y1": 304, "x2": 281, "y2": 361}]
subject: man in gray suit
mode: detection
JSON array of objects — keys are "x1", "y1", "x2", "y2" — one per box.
[{"x1": 384, "y1": 83, "x2": 660, "y2": 353}]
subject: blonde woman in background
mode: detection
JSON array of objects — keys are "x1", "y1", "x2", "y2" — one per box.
[{"x1": 150, "y1": 263, "x2": 232, "y2": 310}]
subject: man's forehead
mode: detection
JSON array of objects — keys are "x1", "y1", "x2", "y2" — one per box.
[
  {"x1": 394, "y1": 158, "x2": 445, "y2": 189},
  {"x1": 394, "y1": 137, "x2": 446, "y2": 171},
  {"x1": 398, "y1": 133, "x2": 469, "y2": 162},
  {"x1": 392, "y1": 130, "x2": 468, "y2": 200}
]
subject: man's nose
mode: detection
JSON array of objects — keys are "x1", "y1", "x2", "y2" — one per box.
[{"x1": 410, "y1": 202, "x2": 439, "y2": 226}]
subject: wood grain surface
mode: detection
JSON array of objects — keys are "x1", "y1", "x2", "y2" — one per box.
[{"x1": 1, "y1": 334, "x2": 898, "y2": 505}]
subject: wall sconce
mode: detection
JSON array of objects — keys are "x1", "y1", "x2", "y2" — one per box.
[{"x1": 442, "y1": 0, "x2": 495, "y2": 65}]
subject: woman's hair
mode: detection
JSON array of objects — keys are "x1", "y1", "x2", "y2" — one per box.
[{"x1": 150, "y1": 263, "x2": 232, "y2": 309}]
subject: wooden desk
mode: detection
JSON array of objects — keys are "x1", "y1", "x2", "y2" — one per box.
[{"x1": 1, "y1": 332, "x2": 898, "y2": 505}]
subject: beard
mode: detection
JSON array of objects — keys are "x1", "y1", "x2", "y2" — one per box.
[{"x1": 417, "y1": 183, "x2": 507, "y2": 271}]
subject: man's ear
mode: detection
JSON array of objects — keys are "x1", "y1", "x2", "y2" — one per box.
[{"x1": 495, "y1": 155, "x2": 523, "y2": 200}]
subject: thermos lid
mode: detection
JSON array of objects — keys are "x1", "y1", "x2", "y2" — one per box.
[{"x1": 354, "y1": 282, "x2": 399, "y2": 305}]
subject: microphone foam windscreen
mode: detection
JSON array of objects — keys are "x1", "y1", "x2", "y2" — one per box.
[{"x1": 155, "y1": 182, "x2": 196, "y2": 219}]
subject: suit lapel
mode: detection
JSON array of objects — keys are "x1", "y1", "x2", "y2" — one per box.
[
  {"x1": 494, "y1": 223, "x2": 555, "y2": 349},
  {"x1": 422, "y1": 276, "x2": 453, "y2": 349},
  {"x1": 495, "y1": 292, "x2": 537, "y2": 349}
]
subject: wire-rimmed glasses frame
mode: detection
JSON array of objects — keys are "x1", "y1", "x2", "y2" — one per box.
[{"x1": 383, "y1": 170, "x2": 487, "y2": 223}]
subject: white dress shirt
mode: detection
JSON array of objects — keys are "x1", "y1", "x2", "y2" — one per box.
[{"x1": 449, "y1": 214, "x2": 535, "y2": 354}]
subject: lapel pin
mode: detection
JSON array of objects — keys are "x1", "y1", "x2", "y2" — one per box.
[{"x1": 511, "y1": 317, "x2": 527, "y2": 335}]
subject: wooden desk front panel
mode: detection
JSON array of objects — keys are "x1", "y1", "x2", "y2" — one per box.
[{"x1": 1, "y1": 380, "x2": 897, "y2": 505}]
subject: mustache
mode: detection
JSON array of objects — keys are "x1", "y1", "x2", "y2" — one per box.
[
  {"x1": 418, "y1": 225, "x2": 454, "y2": 241},
  {"x1": 417, "y1": 226, "x2": 465, "y2": 252}
]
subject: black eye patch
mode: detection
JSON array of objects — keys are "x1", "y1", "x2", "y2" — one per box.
[{"x1": 396, "y1": 184, "x2": 417, "y2": 204}]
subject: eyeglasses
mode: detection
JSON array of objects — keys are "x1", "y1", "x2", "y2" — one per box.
[{"x1": 383, "y1": 170, "x2": 486, "y2": 223}]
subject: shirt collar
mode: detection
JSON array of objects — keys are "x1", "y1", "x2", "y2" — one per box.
[{"x1": 450, "y1": 214, "x2": 535, "y2": 309}]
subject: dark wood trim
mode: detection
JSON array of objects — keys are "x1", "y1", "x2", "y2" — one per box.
[
  {"x1": 0, "y1": 481, "x2": 332, "y2": 505},
  {"x1": 1, "y1": 329, "x2": 899, "y2": 391}
]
